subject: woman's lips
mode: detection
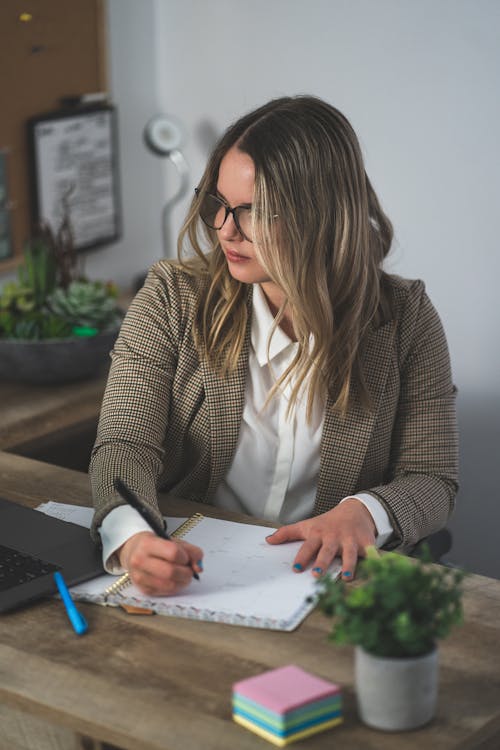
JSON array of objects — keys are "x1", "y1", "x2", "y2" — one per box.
[{"x1": 225, "y1": 249, "x2": 249, "y2": 263}]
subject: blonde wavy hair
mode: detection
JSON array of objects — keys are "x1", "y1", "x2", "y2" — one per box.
[{"x1": 178, "y1": 96, "x2": 393, "y2": 417}]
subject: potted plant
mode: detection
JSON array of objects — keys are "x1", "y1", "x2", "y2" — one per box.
[
  {"x1": 315, "y1": 547, "x2": 465, "y2": 731},
  {"x1": 0, "y1": 222, "x2": 122, "y2": 384}
]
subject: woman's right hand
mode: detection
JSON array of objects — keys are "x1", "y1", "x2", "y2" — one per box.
[{"x1": 118, "y1": 531, "x2": 203, "y2": 596}]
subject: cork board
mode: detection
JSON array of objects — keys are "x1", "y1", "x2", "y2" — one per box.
[{"x1": 0, "y1": 0, "x2": 107, "y2": 271}]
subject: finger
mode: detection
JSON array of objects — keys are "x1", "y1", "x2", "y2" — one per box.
[
  {"x1": 130, "y1": 557, "x2": 194, "y2": 595},
  {"x1": 141, "y1": 554, "x2": 194, "y2": 583},
  {"x1": 265, "y1": 523, "x2": 302, "y2": 545},
  {"x1": 356, "y1": 534, "x2": 378, "y2": 558},
  {"x1": 131, "y1": 570, "x2": 188, "y2": 596},
  {"x1": 140, "y1": 537, "x2": 204, "y2": 578},
  {"x1": 292, "y1": 537, "x2": 322, "y2": 572},
  {"x1": 138, "y1": 537, "x2": 203, "y2": 576},
  {"x1": 339, "y1": 541, "x2": 359, "y2": 582},
  {"x1": 310, "y1": 539, "x2": 341, "y2": 578},
  {"x1": 177, "y1": 539, "x2": 204, "y2": 573},
  {"x1": 131, "y1": 537, "x2": 203, "y2": 586},
  {"x1": 129, "y1": 568, "x2": 184, "y2": 596},
  {"x1": 144, "y1": 537, "x2": 192, "y2": 565},
  {"x1": 127, "y1": 539, "x2": 188, "y2": 579}
]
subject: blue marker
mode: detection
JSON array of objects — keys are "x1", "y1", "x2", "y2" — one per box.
[{"x1": 54, "y1": 571, "x2": 88, "y2": 636}]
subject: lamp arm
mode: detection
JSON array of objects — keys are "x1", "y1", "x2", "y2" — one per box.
[{"x1": 161, "y1": 149, "x2": 190, "y2": 257}]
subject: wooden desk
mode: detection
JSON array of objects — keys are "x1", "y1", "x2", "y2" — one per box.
[
  {"x1": 0, "y1": 375, "x2": 107, "y2": 469},
  {"x1": 0, "y1": 291, "x2": 130, "y2": 459},
  {"x1": 1, "y1": 451, "x2": 500, "y2": 750}
]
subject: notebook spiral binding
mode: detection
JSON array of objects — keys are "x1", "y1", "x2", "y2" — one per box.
[
  {"x1": 173, "y1": 512, "x2": 204, "y2": 538},
  {"x1": 104, "y1": 513, "x2": 205, "y2": 597},
  {"x1": 105, "y1": 571, "x2": 131, "y2": 596}
]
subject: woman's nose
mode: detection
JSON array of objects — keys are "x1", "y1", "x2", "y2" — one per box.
[{"x1": 218, "y1": 212, "x2": 242, "y2": 241}]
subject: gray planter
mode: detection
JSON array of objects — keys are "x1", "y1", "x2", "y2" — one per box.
[
  {"x1": 355, "y1": 646, "x2": 438, "y2": 731},
  {"x1": 0, "y1": 329, "x2": 119, "y2": 384}
]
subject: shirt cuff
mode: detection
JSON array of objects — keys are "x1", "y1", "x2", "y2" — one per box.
[
  {"x1": 339, "y1": 493, "x2": 394, "y2": 548},
  {"x1": 99, "y1": 505, "x2": 153, "y2": 573}
]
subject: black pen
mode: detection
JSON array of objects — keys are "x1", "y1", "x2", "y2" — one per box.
[{"x1": 113, "y1": 478, "x2": 200, "y2": 580}]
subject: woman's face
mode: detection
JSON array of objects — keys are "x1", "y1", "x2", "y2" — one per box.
[{"x1": 216, "y1": 147, "x2": 270, "y2": 286}]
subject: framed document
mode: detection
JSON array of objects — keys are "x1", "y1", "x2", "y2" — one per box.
[{"x1": 28, "y1": 105, "x2": 121, "y2": 252}]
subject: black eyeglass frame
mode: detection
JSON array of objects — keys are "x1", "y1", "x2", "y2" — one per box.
[{"x1": 195, "y1": 188, "x2": 254, "y2": 242}]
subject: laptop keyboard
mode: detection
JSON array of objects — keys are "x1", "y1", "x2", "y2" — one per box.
[{"x1": 0, "y1": 544, "x2": 59, "y2": 591}]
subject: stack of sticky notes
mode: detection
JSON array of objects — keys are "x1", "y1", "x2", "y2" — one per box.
[{"x1": 232, "y1": 664, "x2": 342, "y2": 745}]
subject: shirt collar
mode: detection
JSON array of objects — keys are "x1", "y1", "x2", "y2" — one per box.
[{"x1": 251, "y1": 284, "x2": 296, "y2": 366}]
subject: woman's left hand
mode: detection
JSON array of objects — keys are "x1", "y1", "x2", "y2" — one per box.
[{"x1": 265, "y1": 498, "x2": 377, "y2": 580}]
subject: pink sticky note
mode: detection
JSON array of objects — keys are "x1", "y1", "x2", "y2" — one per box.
[{"x1": 233, "y1": 665, "x2": 341, "y2": 714}]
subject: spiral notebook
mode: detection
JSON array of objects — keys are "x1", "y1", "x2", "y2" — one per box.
[{"x1": 37, "y1": 503, "x2": 341, "y2": 631}]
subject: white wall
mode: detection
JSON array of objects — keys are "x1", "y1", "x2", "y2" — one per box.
[
  {"x1": 102, "y1": 0, "x2": 500, "y2": 576},
  {"x1": 82, "y1": 0, "x2": 167, "y2": 288}
]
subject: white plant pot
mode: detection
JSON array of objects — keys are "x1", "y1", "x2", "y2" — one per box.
[{"x1": 355, "y1": 646, "x2": 438, "y2": 731}]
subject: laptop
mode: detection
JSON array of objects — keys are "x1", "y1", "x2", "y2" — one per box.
[{"x1": 0, "y1": 496, "x2": 104, "y2": 613}]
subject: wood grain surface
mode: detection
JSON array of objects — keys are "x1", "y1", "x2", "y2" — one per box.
[
  {"x1": 0, "y1": 377, "x2": 106, "y2": 452},
  {"x1": 0, "y1": 451, "x2": 499, "y2": 750}
]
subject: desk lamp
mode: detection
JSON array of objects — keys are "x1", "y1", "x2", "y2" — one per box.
[{"x1": 143, "y1": 114, "x2": 190, "y2": 259}]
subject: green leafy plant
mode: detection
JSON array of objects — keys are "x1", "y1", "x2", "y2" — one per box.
[
  {"x1": 0, "y1": 224, "x2": 121, "y2": 340},
  {"x1": 48, "y1": 280, "x2": 120, "y2": 332},
  {"x1": 0, "y1": 309, "x2": 72, "y2": 340},
  {"x1": 17, "y1": 235, "x2": 58, "y2": 309},
  {"x1": 315, "y1": 547, "x2": 464, "y2": 658}
]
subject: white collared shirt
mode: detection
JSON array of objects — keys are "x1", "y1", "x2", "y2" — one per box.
[
  {"x1": 100, "y1": 284, "x2": 393, "y2": 572},
  {"x1": 214, "y1": 284, "x2": 323, "y2": 523}
]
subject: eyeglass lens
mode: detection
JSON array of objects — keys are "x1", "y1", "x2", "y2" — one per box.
[{"x1": 198, "y1": 192, "x2": 253, "y2": 241}]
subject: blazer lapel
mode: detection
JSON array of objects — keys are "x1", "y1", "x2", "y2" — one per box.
[
  {"x1": 202, "y1": 301, "x2": 252, "y2": 501},
  {"x1": 315, "y1": 320, "x2": 396, "y2": 510}
]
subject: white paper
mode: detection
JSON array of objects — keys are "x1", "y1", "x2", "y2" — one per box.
[
  {"x1": 36, "y1": 502, "x2": 341, "y2": 631},
  {"x1": 113, "y1": 516, "x2": 341, "y2": 630}
]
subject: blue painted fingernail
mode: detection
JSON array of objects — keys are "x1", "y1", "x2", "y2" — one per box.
[
  {"x1": 312, "y1": 567, "x2": 323, "y2": 574},
  {"x1": 293, "y1": 563, "x2": 303, "y2": 571},
  {"x1": 197, "y1": 560, "x2": 203, "y2": 571},
  {"x1": 343, "y1": 570, "x2": 352, "y2": 577}
]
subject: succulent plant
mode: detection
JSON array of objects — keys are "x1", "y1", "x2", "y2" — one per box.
[
  {"x1": 0, "y1": 220, "x2": 120, "y2": 340},
  {"x1": 0, "y1": 281, "x2": 37, "y2": 314},
  {"x1": 18, "y1": 235, "x2": 58, "y2": 308},
  {"x1": 47, "y1": 280, "x2": 120, "y2": 331}
]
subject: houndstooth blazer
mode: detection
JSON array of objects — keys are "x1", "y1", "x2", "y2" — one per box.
[{"x1": 90, "y1": 261, "x2": 458, "y2": 549}]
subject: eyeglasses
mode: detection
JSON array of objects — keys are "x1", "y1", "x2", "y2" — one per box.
[{"x1": 195, "y1": 188, "x2": 254, "y2": 242}]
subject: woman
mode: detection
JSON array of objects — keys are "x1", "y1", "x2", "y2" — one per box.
[{"x1": 90, "y1": 95, "x2": 458, "y2": 596}]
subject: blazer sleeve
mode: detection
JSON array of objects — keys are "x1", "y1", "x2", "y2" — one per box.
[
  {"x1": 89, "y1": 262, "x2": 184, "y2": 542},
  {"x1": 368, "y1": 281, "x2": 458, "y2": 549}
]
